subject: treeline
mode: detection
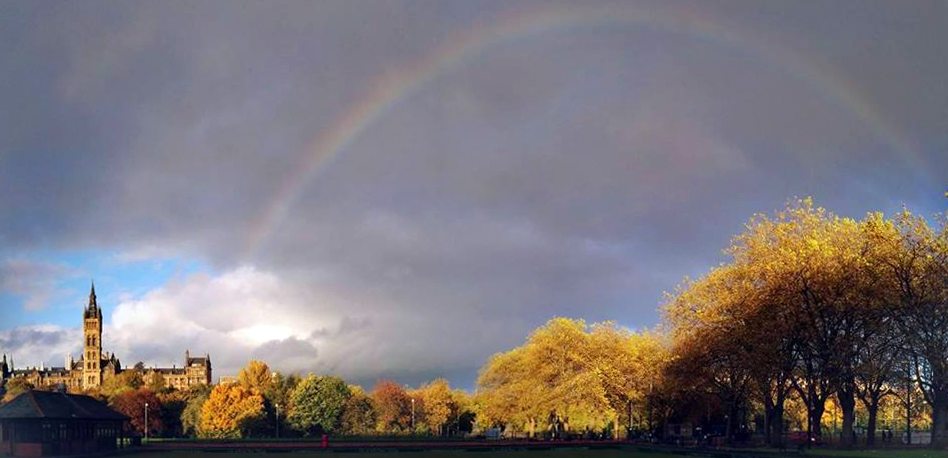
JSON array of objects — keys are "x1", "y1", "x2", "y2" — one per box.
[
  {"x1": 1, "y1": 361, "x2": 475, "y2": 439},
  {"x1": 661, "y1": 198, "x2": 948, "y2": 447},
  {"x1": 474, "y1": 198, "x2": 948, "y2": 449}
]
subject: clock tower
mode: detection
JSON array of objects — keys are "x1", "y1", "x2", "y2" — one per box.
[{"x1": 82, "y1": 282, "x2": 103, "y2": 389}]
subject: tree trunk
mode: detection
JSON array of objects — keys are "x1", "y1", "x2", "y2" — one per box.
[
  {"x1": 931, "y1": 389, "x2": 948, "y2": 449},
  {"x1": 839, "y1": 384, "x2": 856, "y2": 447},
  {"x1": 866, "y1": 401, "x2": 878, "y2": 446},
  {"x1": 810, "y1": 400, "x2": 826, "y2": 440},
  {"x1": 771, "y1": 402, "x2": 785, "y2": 448},
  {"x1": 763, "y1": 400, "x2": 772, "y2": 446}
]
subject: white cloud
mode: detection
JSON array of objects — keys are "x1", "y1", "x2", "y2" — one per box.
[{"x1": 0, "y1": 325, "x2": 80, "y2": 369}]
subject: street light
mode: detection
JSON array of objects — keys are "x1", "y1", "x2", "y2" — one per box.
[
  {"x1": 275, "y1": 404, "x2": 281, "y2": 439},
  {"x1": 411, "y1": 398, "x2": 416, "y2": 432},
  {"x1": 144, "y1": 402, "x2": 149, "y2": 443}
]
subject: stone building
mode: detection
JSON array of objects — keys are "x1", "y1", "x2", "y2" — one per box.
[{"x1": 0, "y1": 284, "x2": 212, "y2": 392}]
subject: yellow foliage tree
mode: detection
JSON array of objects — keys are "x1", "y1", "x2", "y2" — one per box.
[
  {"x1": 238, "y1": 360, "x2": 273, "y2": 394},
  {"x1": 478, "y1": 317, "x2": 667, "y2": 438},
  {"x1": 200, "y1": 383, "x2": 266, "y2": 438}
]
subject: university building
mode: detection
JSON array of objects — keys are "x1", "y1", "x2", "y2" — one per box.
[{"x1": 0, "y1": 284, "x2": 211, "y2": 392}]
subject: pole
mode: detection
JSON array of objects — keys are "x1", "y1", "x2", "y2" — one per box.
[
  {"x1": 906, "y1": 376, "x2": 912, "y2": 445},
  {"x1": 276, "y1": 404, "x2": 280, "y2": 439},
  {"x1": 629, "y1": 399, "x2": 633, "y2": 432},
  {"x1": 411, "y1": 398, "x2": 416, "y2": 432},
  {"x1": 648, "y1": 382, "x2": 654, "y2": 439},
  {"x1": 144, "y1": 402, "x2": 149, "y2": 443}
]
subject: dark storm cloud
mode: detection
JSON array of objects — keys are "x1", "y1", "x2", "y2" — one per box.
[{"x1": 1, "y1": 1, "x2": 946, "y2": 385}]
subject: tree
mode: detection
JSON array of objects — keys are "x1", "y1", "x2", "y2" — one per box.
[
  {"x1": 478, "y1": 318, "x2": 665, "y2": 438},
  {"x1": 145, "y1": 371, "x2": 168, "y2": 394},
  {"x1": 372, "y1": 380, "x2": 412, "y2": 433},
  {"x1": 340, "y1": 386, "x2": 377, "y2": 435},
  {"x1": 158, "y1": 390, "x2": 188, "y2": 437},
  {"x1": 265, "y1": 371, "x2": 300, "y2": 436},
  {"x1": 181, "y1": 390, "x2": 210, "y2": 438},
  {"x1": 200, "y1": 383, "x2": 266, "y2": 438},
  {"x1": 239, "y1": 360, "x2": 273, "y2": 394},
  {"x1": 110, "y1": 388, "x2": 163, "y2": 437},
  {"x1": 100, "y1": 371, "x2": 144, "y2": 399},
  {"x1": 1, "y1": 378, "x2": 33, "y2": 403},
  {"x1": 287, "y1": 375, "x2": 351, "y2": 435},
  {"x1": 867, "y1": 208, "x2": 948, "y2": 447},
  {"x1": 418, "y1": 379, "x2": 455, "y2": 435}
]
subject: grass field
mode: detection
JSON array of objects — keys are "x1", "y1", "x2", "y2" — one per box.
[{"x1": 133, "y1": 451, "x2": 683, "y2": 458}]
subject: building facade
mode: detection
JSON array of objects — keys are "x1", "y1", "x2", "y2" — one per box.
[{"x1": 0, "y1": 284, "x2": 211, "y2": 392}]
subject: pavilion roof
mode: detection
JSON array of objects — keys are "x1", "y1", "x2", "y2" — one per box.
[{"x1": 0, "y1": 390, "x2": 127, "y2": 421}]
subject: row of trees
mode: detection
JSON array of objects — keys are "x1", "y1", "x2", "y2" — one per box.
[
  {"x1": 66, "y1": 360, "x2": 474, "y2": 439},
  {"x1": 663, "y1": 199, "x2": 948, "y2": 447}
]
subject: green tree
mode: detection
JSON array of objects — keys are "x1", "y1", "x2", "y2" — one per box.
[
  {"x1": 288, "y1": 375, "x2": 351, "y2": 435},
  {"x1": 181, "y1": 390, "x2": 210, "y2": 438},
  {"x1": 100, "y1": 371, "x2": 144, "y2": 399}
]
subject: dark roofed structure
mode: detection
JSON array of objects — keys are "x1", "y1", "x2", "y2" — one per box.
[{"x1": 0, "y1": 390, "x2": 128, "y2": 456}]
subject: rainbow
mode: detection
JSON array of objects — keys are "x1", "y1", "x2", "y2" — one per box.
[{"x1": 242, "y1": 4, "x2": 923, "y2": 259}]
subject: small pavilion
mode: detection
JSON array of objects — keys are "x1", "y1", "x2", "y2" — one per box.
[{"x1": 0, "y1": 390, "x2": 128, "y2": 457}]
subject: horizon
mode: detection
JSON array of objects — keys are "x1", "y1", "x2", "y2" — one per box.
[{"x1": 1, "y1": 0, "x2": 947, "y2": 391}]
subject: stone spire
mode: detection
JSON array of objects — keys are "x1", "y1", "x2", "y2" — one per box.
[{"x1": 88, "y1": 281, "x2": 97, "y2": 309}]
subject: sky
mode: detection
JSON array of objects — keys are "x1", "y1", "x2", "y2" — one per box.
[{"x1": 0, "y1": 0, "x2": 946, "y2": 389}]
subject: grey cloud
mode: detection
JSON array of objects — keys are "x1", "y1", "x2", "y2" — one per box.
[
  {"x1": 1, "y1": 1, "x2": 946, "y2": 387},
  {"x1": 0, "y1": 259, "x2": 74, "y2": 311},
  {"x1": 0, "y1": 326, "x2": 80, "y2": 369}
]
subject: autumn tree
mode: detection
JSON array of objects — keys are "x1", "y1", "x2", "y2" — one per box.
[
  {"x1": 417, "y1": 379, "x2": 454, "y2": 435},
  {"x1": 110, "y1": 388, "x2": 163, "y2": 437},
  {"x1": 237, "y1": 360, "x2": 273, "y2": 394},
  {"x1": 867, "y1": 208, "x2": 948, "y2": 447},
  {"x1": 340, "y1": 385, "x2": 377, "y2": 435},
  {"x1": 478, "y1": 318, "x2": 665, "y2": 438},
  {"x1": 373, "y1": 380, "x2": 412, "y2": 433},
  {"x1": 200, "y1": 383, "x2": 266, "y2": 438},
  {"x1": 1, "y1": 378, "x2": 33, "y2": 403}
]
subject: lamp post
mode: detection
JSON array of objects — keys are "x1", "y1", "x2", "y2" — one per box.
[
  {"x1": 648, "y1": 382, "x2": 654, "y2": 439},
  {"x1": 144, "y1": 402, "x2": 149, "y2": 443},
  {"x1": 411, "y1": 398, "x2": 416, "y2": 432},
  {"x1": 275, "y1": 404, "x2": 281, "y2": 439}
]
